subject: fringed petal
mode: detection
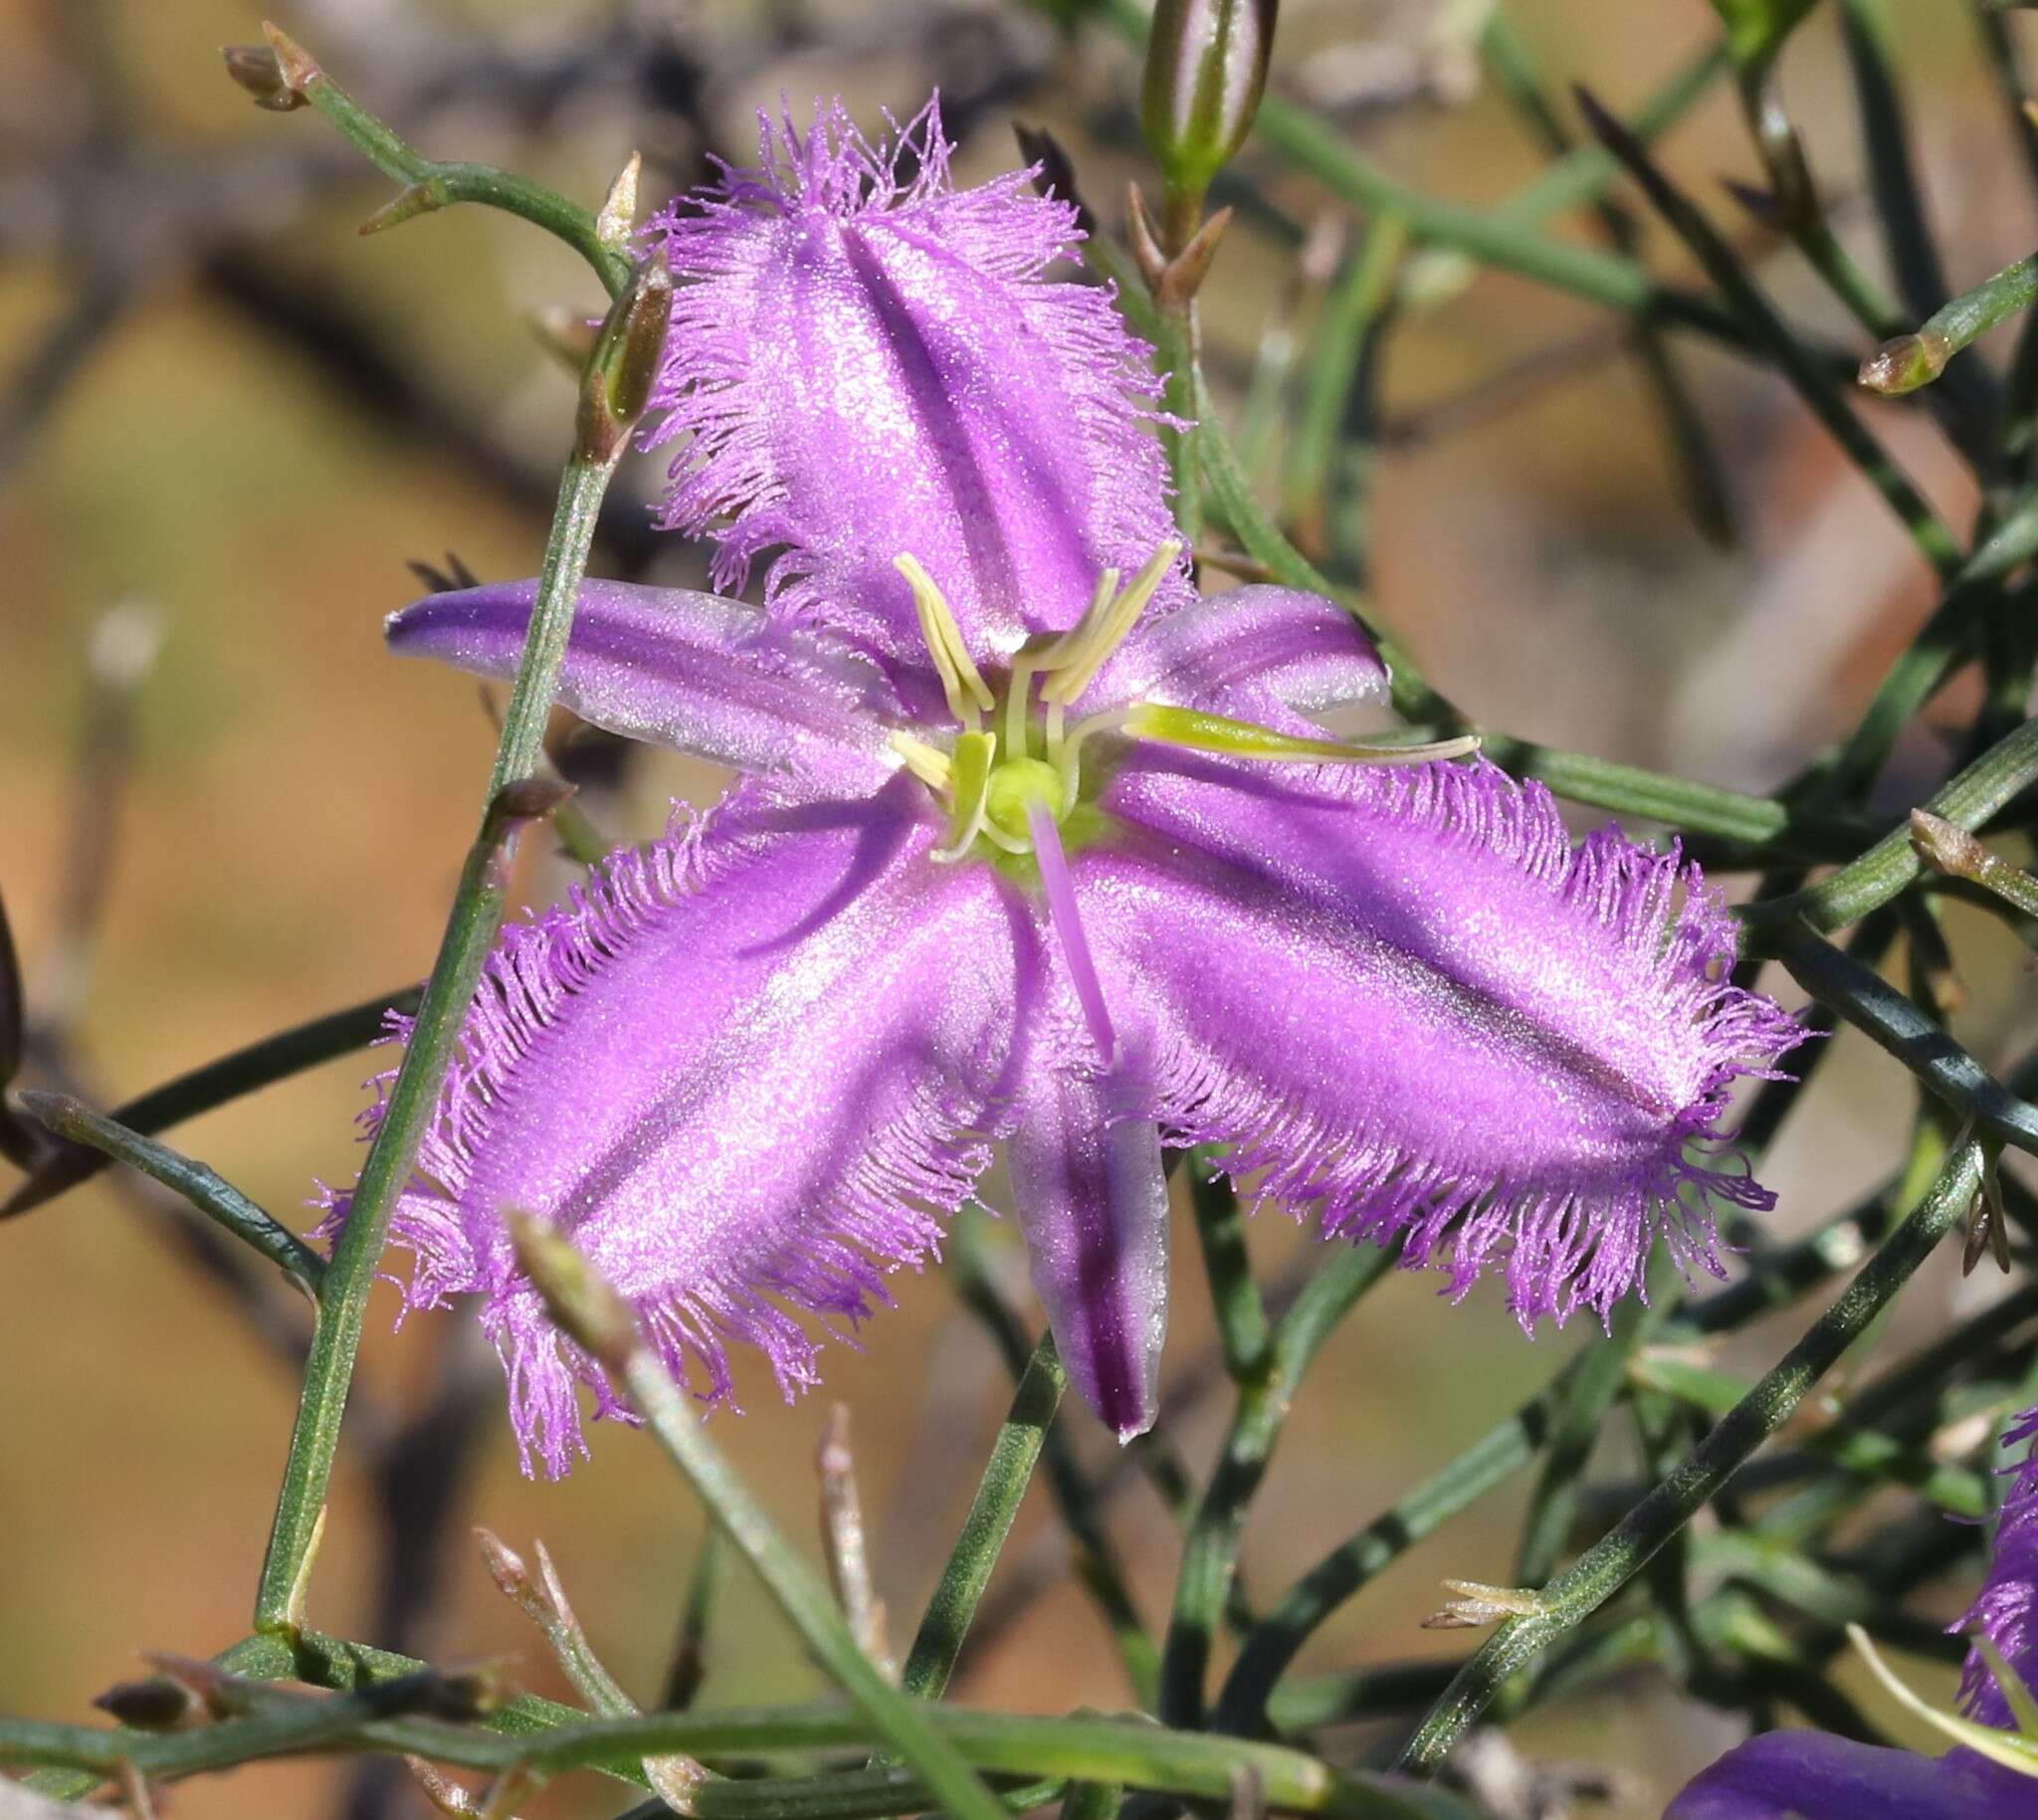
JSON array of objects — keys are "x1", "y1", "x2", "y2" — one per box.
[
  {"x1": 1079, "y1": 753, "x2": 1804, "y2": 1330},
  {"x1": 1959, "y1": 1405, "x2": 2038, "y2": 1723},
  {"x1": 386, "y1": 579, "x2": 898, "y2": 794},
  {"x1": 1665, "y1": 1729, "x2": 2032, "y2": 1819},
  {"x1": 640, "y1": 98, "x2": 1190, "y2": 678},
  {"x1": 1007, "y1": 1066, "x2": 1169, "y2": 1441},
  {"x1": 325, "y1": 778, "x2": 1027, "y2": 1478},
  {"x1": 1088, "y1": 585, "x2": 1387, "y2": 730}
]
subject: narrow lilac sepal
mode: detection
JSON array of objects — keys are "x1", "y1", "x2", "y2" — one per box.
[
  {"x1": 1007, "y1": 1067, "x2": 1169, "y2": 1442},
  {"x1": 386, "y1": 579, "x2": 897, "y2": 794},
  {"x1": 1089, "y1": 585, "x2": 1388, "y2": 729},
  {"x1": 640, "y1": 99, "x2": 1192, "y2": 673},
  {"x1": 1083, "y1": 754, "x2": 1805, "y2": 1329},
  {"x1": 320, "y1": 779, "x2": 1024, "y2": 1478},
  {"x1": 1666, "y1": 1729, "x2": 2038, "y2": 1819}
]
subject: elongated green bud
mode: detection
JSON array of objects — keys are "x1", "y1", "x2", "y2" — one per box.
[
  {"x1": 575, "y1": 251, "x2": 676, "y2": 463},
  {"x1": 1139, "y1": 0, "x2": 1279, "y2": 222}
]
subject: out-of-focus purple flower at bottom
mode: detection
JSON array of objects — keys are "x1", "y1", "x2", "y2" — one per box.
[
  {"x1": 322, "y1": 98, "x2": 1803, "y2": 1477},
  {"x1": 1668, "y1": 1410, "x2": 2038, "y2": 1819}
]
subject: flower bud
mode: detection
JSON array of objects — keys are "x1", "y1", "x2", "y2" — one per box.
[
  {"x1": 508, "y1": 1211, "x2": 636, "y2": 1371},
  {"x1": 575, "y1": 253, "x2": 676, "y2": 463},
  {"x1": 1859, "y1": 328, "x2": 1951, "y2": 397},
  {"x1": 94, "y1": 1677, "x2": 197, "y2": 1730},
  {"x1": 1140, "y1": 0, "x2": 1280, "y2": 211},
  {"x1": 221, "y1": 42, "x2": 306, "y2": 111}
]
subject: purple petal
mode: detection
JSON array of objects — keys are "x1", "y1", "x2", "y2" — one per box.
[
  {"x1": 1007, "y1": 1067, "x2": 1169, "y2": 1442},
  {"x1": 386, "y1": 580, "x2": 896, "y2": 794},
  {"x1": 1078, "y1": 754, "x2": 1804, "y2": 1328},
  {"x1": 1666, "y1": 1730, "x2": 2037, "y2": 1819},
  {"x1": 1959, "y1": 1405, "x2": 2038, "y2": 1721},
  {"x1": 1088, "y1": 585, "x2": 1387, "y2": 729},
  {"x1": 324, "y1": 779, "x2": 1026, "y2": 1478},
  {"x1": 640, "y1": 99, "x2": 1191, "y2": 675}
]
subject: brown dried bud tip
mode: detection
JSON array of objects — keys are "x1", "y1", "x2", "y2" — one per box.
[
  {"x1": 1909, "y1": 809, "x2": 1988, "y2": 880},
  {"x1": 222, "y1": 43, "x2": 305, "y2": 110},
  {"x1": 508, "y1": 1211, "x2": 636, "y2": 1370},
  {"x1": 1421, "y1": 1578, "x2": 1546, "y2": 1631},
  {"x1": 483, "y1": 776, "x2": 576, "y2": 845},
  {"x1": 259, "y1": 22, "x2": 321, "y2": 94},
  {"x1": 416, "y1": 1664, "x2": 514, "y2": 1721},
  {"x1": 475, "y1": 1525, "x2": 553, "y2": 1627},
  {"x1": 1859, "y1": 328, "x2": 1951, "y2": 397},
  {"x1": 94, "y1": 1676, "x2": 196, "y2": 1730}
]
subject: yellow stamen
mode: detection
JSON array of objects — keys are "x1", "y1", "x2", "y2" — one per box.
[
  {"x1": 933, "y1": 730, "x2": 997, "y2": 863},
  {"x1": 1119, "y1": 706, "x2": 1482, "y2": 767},
  {"x1": 895, "y1": 553, "x2": 994, "y2": 727},
  {"x1": 889, "y1": 729, "x2": 952, "y2": 789},
  {"x1": 1040, "y1": 542, "x2": 1181, "y2": 708}
]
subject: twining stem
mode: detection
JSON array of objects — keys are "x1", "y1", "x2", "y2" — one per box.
[
  {"x1": 14, "y1": 1092, "x2": 326, "y2": 1291},
  {"x1": 1396, "y1": 1140, "x2": 1985, "y2": 1770},
  {"x1": 251, "y1": 414, "x2": 628, "y2": 1635},
  {"x1": 254, "y1": 25, "x2": 631, "y2": 300},
  {"x1": 1158, "y1": 1243, "x2": 1396, "y2": 1728},
  {"x1": 1746, "y1": 714, "x2": 2038, "y2": 936},
  {"x1": 1, "y1": 1697, "x2": 1480, "y2": 1820},
  {"x1": 899, "y1": 1333, "x2": 1067, "y2": 1702},
  {"x1": 0, "y1": 984, "x2": 421, "y2": 1219},
  {"x1": 1770, "y1": 923, "x2": 2038, "y2": 1156},
  {"x1": 612, "y1": 1337, "x2": 1041, "y2": 1820}
]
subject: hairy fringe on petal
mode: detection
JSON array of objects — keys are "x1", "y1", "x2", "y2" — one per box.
[
  {"x1": 313, "y1": 800, "x2": 999, "y2": 1480},
  {"x1": 637, "y1": 96, "x2": 1187, "y2": 644},
  {"x1": 1143, "y1": 758, "x2": 1805, "y2": 1331},
  {"x1": 1958, "y1": 1405, "x2": 2038, "y2": 1722}
]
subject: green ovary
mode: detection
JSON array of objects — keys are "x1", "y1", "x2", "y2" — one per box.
[{"x1": 984, "y1": 756, "x2": 1069, "y2": 844}]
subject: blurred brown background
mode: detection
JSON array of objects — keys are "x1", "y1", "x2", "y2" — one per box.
[{"x1": 4, "y1": 1, "x2": 2036, "y2": 1814}]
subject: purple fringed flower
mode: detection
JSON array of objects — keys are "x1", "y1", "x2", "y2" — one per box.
[
  {"x1": 331, "y1": 99, "x2": 1802, "y2": 1475},
  {"x1": 1667, "y1": 1411, "x2": 2038, "y2": 1818}
]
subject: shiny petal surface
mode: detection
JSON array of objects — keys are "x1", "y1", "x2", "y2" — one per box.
[
  {"x1": 1007, "y1": 1066, "x2": 1169, "y2": 1440},
  {"x1": 386, "y1": 579, "x2": 897, "y2": 794},
  {"x1": 1960, "y1": 1405, "x2": 2038, "y2": 1721},
  {"x1": 325, "y1": 779, "x2": 1032, "y2": 1477},
  {"x1": 641, "y1": 101, "x2": 1191, "y2": 677},
  {"x1": 1666, "y1": 1730, "x2": 2038, "y2": 1819},
  {"x1": 1078, "y1": 753, "x2": 1803, "y2": 1328},
  {"x1": 1087, "y1": 585, "x2": 1388, "y2": 730}
]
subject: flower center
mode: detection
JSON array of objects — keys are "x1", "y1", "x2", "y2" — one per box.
[{"x1": 887, "y1": 543, "x2": 1481, "y2": 866}]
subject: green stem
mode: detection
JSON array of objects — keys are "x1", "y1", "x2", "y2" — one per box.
[
  {"x1": 1158, "y1": 1244, "x2": 1396, "y2": 1728},
  {"x1": 950, "y1": 1218, "x2": 1160, "y2": 1703},
  {"x1": 286, "y1": 38, "x2": 629, "y2": 299},
  {"x1": 1513, "y1": 1279, "x2": 1670, "y2": 1588},
  {"x1": 1186, "y1": 1155, "x2": 1272, "y2": 1385},
  {"x1": 617, "y1": 1341, "x2": 1007, "y2": 1820},
  {"x1": 1748, "y1": 712, "x2": 2038, "y2": 934},
  {"x1": 1284, "y1": 214, "x2": 1406, "y2": 518},
  {"x1": 1396, "y1": 1140, "x2": 1984, "y2": 1770},
  {"x1": 0, "y1": 985, "x2": 421, "y2": 1220},
  {"x1": 13, "y1": 1092, "x2": 325, "y2": 1290},
  {"x1": 251, "y1": 447, "x2": 623, "y2": 1634},
  {"x1": 1575, "y1": 88, "x2": 1961, "y2": 582},
  {"x1": 1, "y1": 1698, "x2": 1477, "y2": 1818},
  {"x1": 1770, "y1": 922, "x2": 2038, "y2": 1156},
  {"x1": 899, "y1": 1333, "x2": 1067, "y2": 1702}
]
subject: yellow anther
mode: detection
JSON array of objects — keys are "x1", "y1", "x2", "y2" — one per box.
[
  {"x1": 933, "y1": 731, "x2": 997, "y2": 863},
  {"x1": 896, "y1": 553, "x2": 994, "y2": 726},
  {"x1": 1040, "y1": 542, "x2": 1181, "y2": 708},
  {"x1": 889, "y1": 730, "x2": 952, "y2": 789}
]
